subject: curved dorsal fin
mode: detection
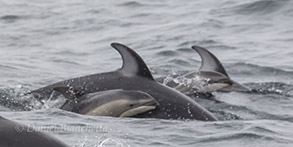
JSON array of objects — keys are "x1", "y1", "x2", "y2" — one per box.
[
  {"x1": 111, "y1": 43, "x2": 154, "y2": 80},
  {"x1": 191, "y1": 45, "x2": 229, "y2": 77}
]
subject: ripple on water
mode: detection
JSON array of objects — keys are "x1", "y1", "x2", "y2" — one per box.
[
  {"x1": 117, "y1": 1, "x2": 144, "y2": 7},
  {"x1": 247, "y1": 82, "x2": 293, "y2": 97},
  {"x1": 232, "y1": 0, "x2": 288, "y2": 15},
  {"x1": 156, "y1": 50, "x2": 179, "y2": 57},
  {"x1": 1, "y1": 15, "x2": 22, "y2": 23}
]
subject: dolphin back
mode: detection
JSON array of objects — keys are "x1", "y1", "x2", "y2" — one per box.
[{"x1": 0, "y1": 116, "x2": 69, "y2": 147}]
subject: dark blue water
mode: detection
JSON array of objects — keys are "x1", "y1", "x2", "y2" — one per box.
[{"x1": 1, "y1": 0, "x2": 293, "y2": 146}]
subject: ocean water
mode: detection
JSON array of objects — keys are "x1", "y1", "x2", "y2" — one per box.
[{"x1": 1, "y1": 0, "x2": 293, "y2": 146}]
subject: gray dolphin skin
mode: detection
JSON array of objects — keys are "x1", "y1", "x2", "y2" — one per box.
[
  {"x1": 29, "y1": 43, "x2": 217, "y2": 121},
  {"x1": 157, "y1": 46, "x2": 250, "y2": 94},
  {"x1": 0, "y1": 116, "x2": 69, "y2": 147},
  {"x1": 54, "y1": 88, "x2": 159, "y2": 117}
]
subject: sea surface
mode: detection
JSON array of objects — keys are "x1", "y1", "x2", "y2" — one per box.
[{"x1": 1, "y1": 0, "x2": 293, "y2": 146}]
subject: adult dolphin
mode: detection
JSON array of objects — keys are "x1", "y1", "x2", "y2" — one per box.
[
  {"x1": 0, "y1": 116, "x2": 69, "y2": 147},
  {"x1": 54, "y1": 88, "x2": 159, "y2": 117},
  {"x1": 156, "y1": 45, "x2": 250, "y2": 94},
  {"x1": 29, "y1": 43, "x2": 217, "y2": 121}
]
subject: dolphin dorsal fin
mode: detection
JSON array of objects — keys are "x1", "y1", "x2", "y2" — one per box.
[
  {"x1": 192, "y1": 46, "x2": 229, "y2": 77},
  {"x1": 111, "y1": 43, "x2": 154, "y2": 80},
  {"x1": 53, "y1": 87, "x2": 84, "y2": 100}
]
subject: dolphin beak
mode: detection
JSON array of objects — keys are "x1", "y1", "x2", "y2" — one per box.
[
  {"x1": 119, "y1": 100, "x2": 159, "y2": 117},
  {"x1": 119, "y1": 106, "x2": 157, "y2": 117},
  {"x1": 142, "y1": 99, "x2": 160, "y2": 107}
]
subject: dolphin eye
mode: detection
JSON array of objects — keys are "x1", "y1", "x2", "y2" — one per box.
[{"x1": 129, "y1": 104, "x2": 135, "y2": 107}]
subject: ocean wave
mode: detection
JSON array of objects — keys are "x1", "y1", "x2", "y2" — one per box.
[
  {"x1": 117, "y1": 1, "x2": 144, "y2": 7},
  {"x1": 197, "y1": 131, "x2": 293, "y2": 144},
  {"x1": 213, "y1": 0, "x2": 292, "y2": 17},
  {"x1": 232, "y1": 0, "x2": 288, "y2": 15},
  {"x1": 225, "y1": 62, "x2": 293, "y2": 75},
  {"x1": 0, "y1": 15, "x2": 23, "y2": 23},
  {"x1": 156, "y1": 50, "x2": 179, "y2": 57}
]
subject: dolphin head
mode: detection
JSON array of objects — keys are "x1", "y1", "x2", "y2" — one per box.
[
  {"x1": 196, "y1": 71, "x2": 233, "y2": 92},
  {"x1": 118, "y1": 91, "x2": 159, "y2": 117},
  {"x1": 80, "y1": 90, "x2": 159, "y2": 117}
]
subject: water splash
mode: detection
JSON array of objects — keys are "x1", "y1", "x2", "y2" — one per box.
[
  {"x1": 247, "y1": 82, "x2": 293, "y2": 97},
  {"x1": 97, "y1": 138, "x2": 128, "y2": 147},
  {"x1": 163, "y1": 72, "x2": 213, "y2": 94}
]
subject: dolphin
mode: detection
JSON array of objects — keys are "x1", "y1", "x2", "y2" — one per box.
[
  {"x1": 29, "y1": 43, "x2": 217, "y2": 121},
  {"x1": 157, "y1": 45, "x2": 250, "y2": 94},
  {"x1": 54, "y1": 88, "x2": 159, "y2": 117},
  {"x1": 0, "y1": 116, "x2": 69, "y2": 147}
]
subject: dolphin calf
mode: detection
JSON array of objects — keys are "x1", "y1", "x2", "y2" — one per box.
[
  {"x1": 157, "y1": 45, "x2": 250, "y2": 94},
  {"x1": 0, "y1": 116, "x2": 69, "y2": 147},
  {"x1": 29, "y1": 43, "x2": 217, "y2": 121},
  {"x1": 54, "y1": 88, "x2": 159, "y2": 117}
]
